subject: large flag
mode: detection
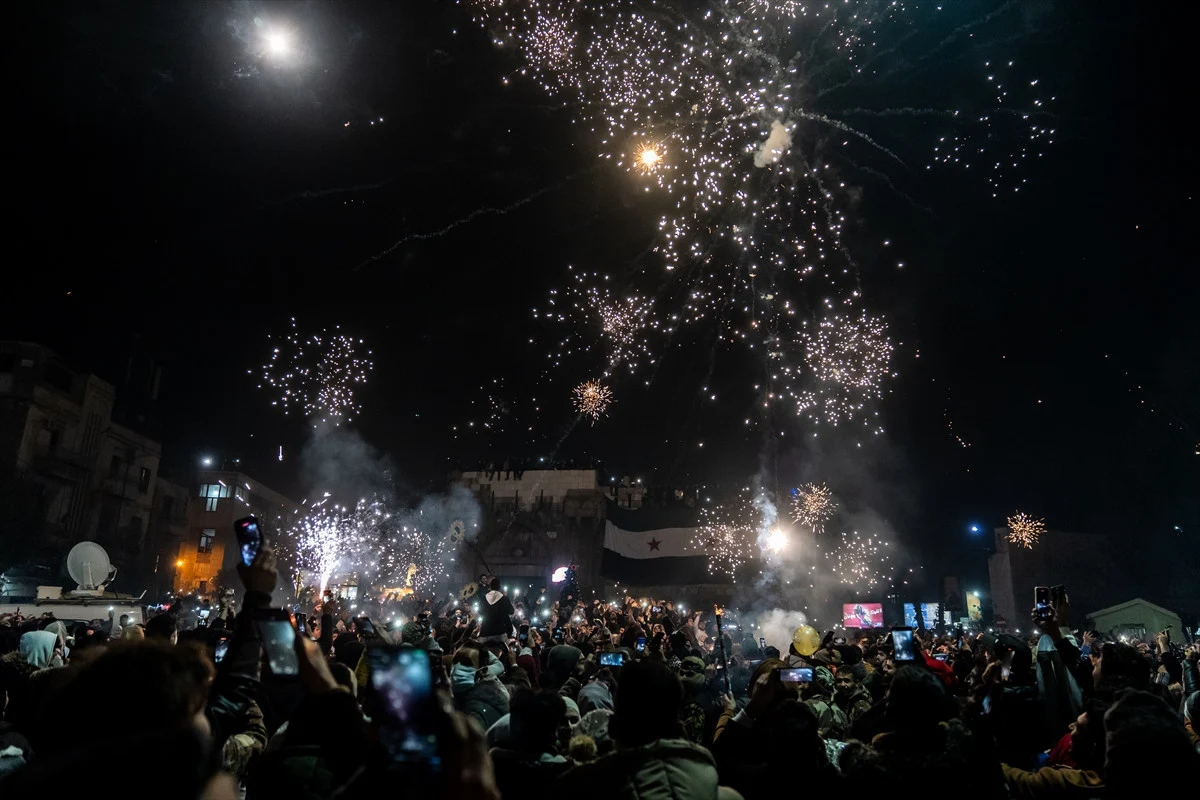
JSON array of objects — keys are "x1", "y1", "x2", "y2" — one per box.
[{"x1": 600, "y1": 501, "x2": 727, "y2": 586}]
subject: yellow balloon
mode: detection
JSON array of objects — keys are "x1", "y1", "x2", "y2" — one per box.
[{"x1": 792, "y1": 625, "x2": 821, "y2": 657}]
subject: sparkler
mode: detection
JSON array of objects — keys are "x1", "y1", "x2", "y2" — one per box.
[
  {"x1": 1006, "y1": 511, "x2": 1045, "y2": 550},
  {"x1": 573, "y1": 379, "x2": 613, "y2": 423},
  {"x1": 792, "y1": 482, "x2": 836, "y2": 532},
  {"x1": 256, "y1": 318, "x2": 373, "y2": 427}
]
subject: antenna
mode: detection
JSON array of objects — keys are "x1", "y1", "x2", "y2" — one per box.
[{"x1": 66, "y1": 541, "x2": 117, "y2": 596}]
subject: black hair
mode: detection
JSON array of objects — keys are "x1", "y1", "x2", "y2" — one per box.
[
  {"x1": 489, "y1": 577, "x2": 502, "y2": 591},
  {"x1": 509, "y1": 689, "x2": 567, "y2": 754}
]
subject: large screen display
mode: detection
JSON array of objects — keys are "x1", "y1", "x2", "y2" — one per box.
[
  {"x1": 903, "y1": 602, "x2": 940, "y2": 628},
  {"x1": 842, "y1": 603, "x2": 884, "y2": 629}
]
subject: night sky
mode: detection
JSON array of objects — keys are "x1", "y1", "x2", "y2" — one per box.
[{"x1": 6, "y1": 2, "x2": 1196, "y2": 599}]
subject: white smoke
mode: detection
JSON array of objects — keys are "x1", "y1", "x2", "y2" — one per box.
[
  {"x1": 753, "y1": 119, "x2": 792, "y2": 168},
  {"x1": 753, "y1": 608, "x2": 810, "y2": 654}
]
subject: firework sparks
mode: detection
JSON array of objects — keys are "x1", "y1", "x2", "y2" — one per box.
[
  {"x1": 1006, "y1": 511, "x2": 1045, "y2": 549},
  {"x1": 256, "y1": 318, "x2": 373, "y2": 427},
  {"x1": 786, "y1": 311, "x2": 895, "y2": 430},
  {"x1": 693, "y1": 497, "x2": 755, "y2": 580},
  {"x1": 535, "y1": 266, "x2": 659, "y2": 376},
  {"x1": 466, "y1": 1, "x2": 1053, "y2": 432},
  {"x1": 828, "y1": 529, "x2": 893, "y2": 588},
  {"x1": 292, "y1": 496, "x2": 383, "y2": 595},
  {"x1": 573, "y1": 379, "x2": 613, "y2": 423},
  {"x1": 792, "y1": 482, "x2": 837, "y2": 532}
]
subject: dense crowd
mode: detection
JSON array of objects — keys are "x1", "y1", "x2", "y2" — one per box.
[{"x1": 1, "y1": 542, "x2": 1197, "y2": 799}]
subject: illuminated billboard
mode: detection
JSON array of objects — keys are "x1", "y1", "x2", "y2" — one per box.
[
  {"x1": 903, "y1": 602, "x2": 940, "y2": 628},
  {"x1": 842, "y1": 602, "x2": 884, "y2": 628}
]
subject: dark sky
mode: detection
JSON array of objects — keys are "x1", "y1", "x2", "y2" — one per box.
[{"x1": 6, "y1": 2, "x2": 1196, "y2": 599}]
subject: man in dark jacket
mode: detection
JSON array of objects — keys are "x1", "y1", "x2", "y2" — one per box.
[{"x1": 480, "y1": 579, "x2": 515, "y2": 643}]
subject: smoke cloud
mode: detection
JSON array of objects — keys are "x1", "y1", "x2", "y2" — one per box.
[
  {"x1": 753, "y1": 119, "x2": 792, "y2": 168},
  {"x1": 299, "y1": 424, "x2": 394, "y2": 499},
  {"x1": 753, "y1": 608, "x2": 810, "y2": 653}
]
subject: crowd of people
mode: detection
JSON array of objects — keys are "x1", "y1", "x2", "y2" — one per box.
[{"x1": 1, "y1": 540, "x2": 1197, "y2": 798}]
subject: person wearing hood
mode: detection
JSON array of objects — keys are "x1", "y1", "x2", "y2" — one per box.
[
  {"x1": 802, "y1": 665, "x2": 850, "y2": 741},
  {"x1": 556, "y1": 660, "x2": 741, "y2": 800},
  {"x1": 480, "y1": 579, "x2": 515, "y2": 643},
  {"x1": 490, "y1": 689, "x2": 574, "y2": 800},
  {"x1": 453, "y1": 643, "x2": 511, "y2": 731}
]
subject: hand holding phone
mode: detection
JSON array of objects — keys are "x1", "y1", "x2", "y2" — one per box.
[
  {"x1": 370, "y1": 646, "x2": 441, "y2": 770},
  {"x1": 891, "y1": 627, "x2": 916, "y2": 663},
  {"x1": 778, "y1": 667, "x2": 813, "y2": 684},
  {"x1": 235, "y1": 516, "x2": 261, "y2": 568},
  {"x1": 252, "y1": 609, "x2": 299, "y2": 677}
]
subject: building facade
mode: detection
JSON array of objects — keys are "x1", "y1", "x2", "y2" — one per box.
[
  {"x1": 1087, "y1": 598, "x2": 1182, "y2": 642},
  {"x1": 450, "y1": 469, "x2": 645, "y2": 593},
  {"x1": 987, "y1": 525, "x2": 1115, "y2": 629},
  {"x1": 0, "y1": 342, "x2": 161, "y2": 585},
  {"x1": 173, "y1": 468, "x2": 299, "y2": 597}
]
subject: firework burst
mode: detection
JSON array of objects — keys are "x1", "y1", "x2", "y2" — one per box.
[
  {"x1": 828, "y1": 529, "x2": 893, "y2": 589},
  {"x1": 256, "y1": 318, "x2": 373, "y2": 427},
  {"x1": 792, "y1": 482, "x2": 837, "y2": 532},
  {"x1": 573, "y1": 379, "x2": 613, "y2": 422},
  {"x1": 292, "y1": 496, "x2": 384, "y2": 595},
  {"x1": 465, "y1": 0, "x2": 1054, "y2": 432},
  {"x1": 1006, "y1": 511, "x2": 1045, "y2": 549},
  {"x1": 693, "y1": 498, "x2": 755, "y2": 580}
]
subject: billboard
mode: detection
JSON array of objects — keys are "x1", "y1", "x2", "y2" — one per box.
[
  {"x1": 903, "y1": 602, "x2": 939, "y2": 628},
  {"x1": 842, "y1": 602, "x2": 884, "y2": 629},
  {"x1": 967, "y1": 592, "x2": 983, "y2": 622}
]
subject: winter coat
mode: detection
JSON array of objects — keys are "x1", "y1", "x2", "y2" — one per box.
[
  {"x1": 555, "y1": 738, "x2": 722, "y2": 800},
  {"x1": 480, "y1": 590, "x2": 515, "y2": 639},
  {"x1": 835, "y1": 685, "x2": 874, "y2": 724},
  {"x1": 490, "y1": 748, "x2": 574, "y2": 800},
  {"x1": 1000, "y1": 764, "x2": 1104, "y2": 798},
  {"x1": 458, "y1": 675, "x2": 510, "y2": 731}
]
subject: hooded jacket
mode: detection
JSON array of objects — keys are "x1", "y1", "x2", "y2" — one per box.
[
  {"x1": 555, "y1": 738, "x2": 722, "y2": 800},
  {"x1": 480, "y1": 590, "x2": 516, "y2": 639},
  {"x1": 457, "y1": 673, "x2": 511, "y2": 731}
]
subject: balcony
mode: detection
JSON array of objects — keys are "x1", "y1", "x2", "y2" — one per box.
[{"x1": 30, "y1": 444, "x2": 91, "y2": 479}]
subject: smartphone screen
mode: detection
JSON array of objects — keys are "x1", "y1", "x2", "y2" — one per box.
[
  {"x1": 599, "y1": 651, "x2": 625, "y2": 667},
  {"x1": 892, "y1": 628, "x2": 916, "y2": 662},
  {"x1": 235, "y1": 517, "x2": 261, "y2": 568},
  {"x1": 198, "y1": 608, "x2": 211, "y2": 620},
  {"x1": 1000, "y1": 649, "x2": 1015, "y2": 680},
  {"x1": 636, "y1": 636, "x2": 647, "y2": 652},
  {"x1": 779, "y1": 667, "x2": 813, "y2": 683},
  {"x1": 214, "y1": 639, "x2": 229, "y2": 663},
  {"x1": 933, "y1": 653, "x2": 949, "y2": 662},
  {"x1": 295, "y1": 613, "x2": 307, "y2": 635},
  {"x1": 759, "y1": 637, "x2": 766, "y2": 650},
  {"x1": 371, "y1": 647, "x2": 441, "y2": 769},
  {"x1": 1034, "y1": 585, "x2": 1050, "y2": 611},
  {"x1": 257, "y1": 619, "x2": 299, "y2": 676}
]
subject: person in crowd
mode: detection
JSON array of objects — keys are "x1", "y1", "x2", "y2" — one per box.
[
  {"x1": 555, "y1": 659, "x2": 739, "y2": 799},
  {"x1": 481, "y1": 579, "x2": 516, "y2": 644},
  {"x1": 834, "y1": 663, "x2": 873, "y2": 724},
  {"x1": 802, "y1": 665, "x2": 850, "y2": 740},
  {"x1": 489, "y1": 689, "x2": 573, "y2": 800},
  {"x1": 452, "y1": 641, "x2": 511, "y2": 731},
  {"x1": 1000, "y1": 699, "x2": 1107, "y2": 797}
]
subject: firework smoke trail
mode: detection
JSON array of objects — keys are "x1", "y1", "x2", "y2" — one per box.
[{"x1": 353, "y1": 167, "x2": 599, "y2": 269}]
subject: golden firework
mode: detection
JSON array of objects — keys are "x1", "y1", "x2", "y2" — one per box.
[
  {"x1": 1006, "y1": 511, "x2": 1045, "y2": 549},
  {"x1": 792, "y1": 482, "x2": 837, "y2": 532},
  {"x1": 573, "y1": 379, "x2": 613, "y2": 423},
  {"x1": 634, "y1": 143, "x2": 665, "y2": 174}
]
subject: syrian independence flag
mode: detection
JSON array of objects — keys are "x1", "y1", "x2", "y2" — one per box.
[{"x1": 600, "y1": 501, "x2": 729, "y2": 586}]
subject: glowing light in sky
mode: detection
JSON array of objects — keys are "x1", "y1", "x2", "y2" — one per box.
[
  {"x1": 573, "y1": 379, "x2": 613, "y2": 423},
  {"x1": 1006, "y1": 510, "x2": 1045, "y2": 549},
  {"x1": 255, "y1": 318, "x2": 373, "y2": 427},
  {"x1": 266, "y1": 31, "x2": 290, "y2": 57}
]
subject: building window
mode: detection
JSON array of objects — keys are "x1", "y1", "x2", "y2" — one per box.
[
  {"x1": 139, "y1": 467, "x2": 152, "y2": 494},
  {"x1": 205, "y1": 497, "x2": 218, "y2": 512},
  {"x1": 198, "y1": 580, "x2": 208, "y2": 595},
  {"x1": 109, "y1": 455, "x2": 121, "y2": 477},
  {"x1": 199, "y1": 529, "x2": 215, "y2": 554},
  {"x1": 199, "y1": 483, "x2": 230, "y2": 512}
]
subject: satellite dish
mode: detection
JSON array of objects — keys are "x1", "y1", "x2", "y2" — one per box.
[{"x1": 66, "y1": 541, "x2": 117, "y2": 595}]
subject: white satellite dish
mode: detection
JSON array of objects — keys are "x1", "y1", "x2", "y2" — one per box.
[{"x1": 66, "y1": 541, "x2": 117, "y2": 596}]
